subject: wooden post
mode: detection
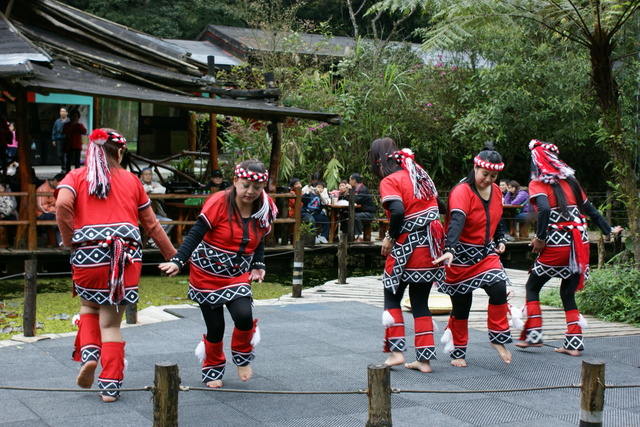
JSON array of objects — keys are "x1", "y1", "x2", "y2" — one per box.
[
  {"x1": 126, "y1": 304, "x2": 137, "y2": 324},
  {"x1": 580, "y1": 359, "x2": 605, "y2": 427},
  {"x1": 347, "y1": 188, "x2": 355, "y2": 242},
  {"x1": 292, "y1": 239, "x2": 303, "y2": 297},
  {"x1": 366, "y1": 364, "x2": 392, "y2": 427},
  {"x1": 337, "y1": 232, "x2": 348, "y2": 284},
  {"x1": 14, "y1": 86, "x2": 33, "y2": 249},
  {"x1": 292, "y1": 187, "x2": 301, "y2": 245},
  {"x1": 23, "y1": 257, "x2": 37, "y2": 337},
  {"x1": 27, "y1": 184, "x2": 37, "y2": 250},
  {"x1": 153, "y1": 362, "x2": 180, "y2": 427},
  {"x1": 266, "y1": 121, "x2": 283, "y2": 194}
]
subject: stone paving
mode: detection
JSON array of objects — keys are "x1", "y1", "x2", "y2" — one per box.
[{"x1": 1, "y1": 270, "x2": 639, "y2": 426}]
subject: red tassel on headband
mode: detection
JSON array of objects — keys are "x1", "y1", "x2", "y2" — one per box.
[
  {"x1": 389, "y1": 149, "x2": 438, "y2": 200},
  {"x1": 529, "y1": 139, "x2": 574, "y2": 183}
]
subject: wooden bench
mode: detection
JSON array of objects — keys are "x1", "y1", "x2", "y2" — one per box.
[{"x1": 362, "y1": 218, "x2": 389, "y2": 242}]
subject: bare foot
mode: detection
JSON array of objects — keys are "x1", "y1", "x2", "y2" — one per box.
[
  {"x1": 384, "y1": 351, "x2": 405, "y2": 367},
  {"x1": 238, "y1": 365, "x2": 252, "y2": 381},
  {"x1": 100, "y1": 394, "x2": 118, "y2": 403},
  {"x1": 490, "y1": 343, "x2": 512, "y2": 364},
  {"x1": 206, "y1": 379, "x2": 223, "y2": 388},
  {"x1": 76, "y1": 360, "x2": 97, "y2": 389},
  {"x1": 450, "y1": 358, "x2": 467, "y2": 368},
  {"x1": 514, "y1": 341, "x2": 543, "y2": 349},
  {"x1": 405, "y1": 361, "x2": 432, "y2": 373},
  {"x1": 554, "y1": 347, "x2": 580, "y2": 357}
]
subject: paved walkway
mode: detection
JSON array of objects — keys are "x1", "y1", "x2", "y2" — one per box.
[{"x1": 1, "y1": 271, "x2": 639, "y2": 426}]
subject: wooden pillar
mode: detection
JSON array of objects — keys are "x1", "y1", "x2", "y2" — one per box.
[
  {"x1": 267, "y1": 121, "x2": 283, "y2": 193},
  {"x1": 14, "y1": 86, "x2": 33, "y2": 249},
  {"x1": 93, "y1": 96, "x2": 100, "y2": 128},
  {"x1": 188, "y1": 112, "x2": 197, "y2": 152},
  {"x1": 580, "y1": 360, "x2": 605, "y2": 427},
  {"x1": 337, "y1": 232, "x2": 348, "y2": 284},
  {"x1": 26, "y1": 184, "x2": 37, "y2": 250},
  {"x1": 209, "y1": 114, "x2": 218, "y2": 170},
  {"x1": 292, "y1": 240, "x2": 303, "y2": 298},
  {"x1": 366, "y1": 364, "x2": 392, "y2": 426},
  {"x1": 347, "y1": 188, "x2": 355, "y2": 242},
  {"x1": 153, "y1": 362, "x2": 180, "y2": 427},
  {"x1": 23, "y1": 257, "x2": 37, "y2": 337}
]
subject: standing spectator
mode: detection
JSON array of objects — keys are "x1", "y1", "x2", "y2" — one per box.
[
  {"x1": 433, "y1": 142, "x2": 513, "y2": 367},
  {"x1": 51, "y1": 107, "x2": 69, "y2": 173},
  {"x1": 158, "y1": 159, "x2": 277, "y2": 389},
  {"x1": 348, "y1": 173, "x2": 377, "y2": 242},
  {"x1": 63, "y1": 109, "x2": 87, "y2": 172},
  {"x1": 0, "y1": 116, "x2": 10, "y2": 178},
  {"x1": 56, "y1": 128, "x2": 175, "y2": 402},
  {"x1": 6, "y1": 122, "x2": 18, "y2": 162},
  {"x1": 204, "y1": 169, "x2": 230, "y2": 193},
  {"x1": 36, "y1": 172, "x2": 65, "y2": 246},
  {"x1": 370, "y1": 138, "x2": 445, "y2": 373},
  {"x1": 516, "y1": 140, "x2": 623, "y2": 355},
  {"x1": 139, "y1": 168, "x2": 174, "y2": 248}
]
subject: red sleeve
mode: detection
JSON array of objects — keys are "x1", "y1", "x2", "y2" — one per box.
[{"x1": 448, "y1": 184, "x2": 470, "y2": 216}]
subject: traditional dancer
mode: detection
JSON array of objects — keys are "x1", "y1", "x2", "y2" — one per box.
[
  {"x1": 159, "y1": 159, "x2": 277, "y2": 388},
  {"x1": 370, "y1": 137, "x2": 445, "y2": 373},
  {"x1": 56, "y1": 128, "x2": 175, "y2": 402},
  {"x1": 434, "y1": 142, "x2": 513, "y2": 367},
  {"x1": 516, "y1": 139, "x2": 622, "y2": 355}
]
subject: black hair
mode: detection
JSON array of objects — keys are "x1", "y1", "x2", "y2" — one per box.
[
  {"x1": 369, "y1": 137, "x2": 402, "y2": 179},
  {"x1": 289, "y1": 177, "x2": 301, "y2": 188},
  {"x1": 53, "y1": 172, "x2": 66, "y2": 181},
  {"x1": 226, "y1": 159, "x2": 267, "y2": 234},
  {"x1": 460, "y1": 141, "x2": 502, "y2": 185}
]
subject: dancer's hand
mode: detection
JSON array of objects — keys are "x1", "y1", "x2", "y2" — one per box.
[
  {"x1": 529, "y1": 237, "x2": 545, "y2": 254},
  {"x1": 433, "y1": 252, "x2": 453, "y2": 266},
  {"x1": 611, "y1": 226, "x2": 623, "y2": 235},
  {"x1": 495, "y1": 242, "x2": 506, "y2": 254},
  {"x1": 249, "y1": 268, "x2": 265, "y2": 283},
  {"x1": 159, "y1": 262, "x2": 180, "y2": 277}
]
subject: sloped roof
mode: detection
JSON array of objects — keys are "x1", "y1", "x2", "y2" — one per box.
[
  {"x1": 0, "y1": 13, "x2": 50, "y2": 78},
  {"x1": 0, "y1": 0, "x2": 340, "y2": 124},
  {"x1": 164, "y1": 39, "x2": 244, "y2": 69},
  {"x1": 199, "y1": 25, "x2": 357, "y2": 58}
]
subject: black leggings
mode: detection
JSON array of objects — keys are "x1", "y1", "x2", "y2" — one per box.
[
  {"x1": 199, "y1": 297, "x2": 253, "y2": 343},
  {"x1": 384, "y1": 282, "x2": 432, "y2": 318},
  {"x1": 525, "y1": 273, "x2": 579, "y2": 312},
  {"x1": 450, "y1": 280, "x2": 508, "y2": 320}
]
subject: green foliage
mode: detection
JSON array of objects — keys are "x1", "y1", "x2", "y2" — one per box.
[{"x1": 577, "y1": 264, "x2": 640, "y2": 326}]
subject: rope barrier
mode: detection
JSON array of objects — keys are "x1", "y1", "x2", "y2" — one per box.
[{"x1": 1, "y1": 383, "x2": 637, "y2": 394}]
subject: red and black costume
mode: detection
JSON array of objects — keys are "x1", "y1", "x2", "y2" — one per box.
[
  {"x1": 379, "y1": 149, "x2": 444, "y2": 362},
  {"x1": 56, "y1": 129, "x2": 175, "y2": 399},
  {"x1": 439, "y1": 169, "x2": 511, "y2": 360},
  {"x1": 169, "y1": 167, "x2": 276, "y2": 384},
  {"x1": 520, "y1": 140, "x2": 615, "y2": 352}
]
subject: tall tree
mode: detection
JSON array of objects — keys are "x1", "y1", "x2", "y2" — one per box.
[{"x1": 372, "y1": 0, "x2": 640, "y2": 266}]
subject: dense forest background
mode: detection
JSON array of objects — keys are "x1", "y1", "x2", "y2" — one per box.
[{"x1": 58, "y1": 1, "x2": 640, "y2": 218}]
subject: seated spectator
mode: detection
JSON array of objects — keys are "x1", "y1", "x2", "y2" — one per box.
[
  {"x1": 0, "y1": 181, "x2": 17, "y2": 221},
  {"x1": 36, "y1": 173, "x2": 65, "y2": 246},
  {"x1": 140, "y1": 168, "x2": 174, "y2": 248},
  {"x1": 302, "y1": 172, "x2": 330, "y2": 205},
  {"x1": 499, "y1": 178, "x2": 510, "y2": 202},
  {"x1": 204, "y1": 169, "x2": 230, "y2": 193},
  {"x1": 288, "y1": 177, "x2": 302, "y2": 218},
  {"x1": 301, "y1": 180, "x2": 330, "y2": 244},
  {"x1": 348, "y1": 173, "x2": 377, "y2": 242},
  {"x1": 502, "y1": 180, "x2": 529, "y2": 240}
]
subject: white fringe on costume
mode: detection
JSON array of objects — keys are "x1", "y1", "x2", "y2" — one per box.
[
  {"x1": 509, "y1": 305, "x2": 524, "y2": 330},
  {"x1": 441, "y1": 328, "x2": 454, "y2": 354},
  {"x1": 578, "y1": 314, "x2": 588, "y2": 329},
  {"x1": 251, "y1": 326, "x2": 261, "y2": 346},
  {"x1": 382, "y1": 310, "x2": 394, "y2": 328},
  {"x1": 195, "y1": 340, "x2": 206, "y2": 364}
]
